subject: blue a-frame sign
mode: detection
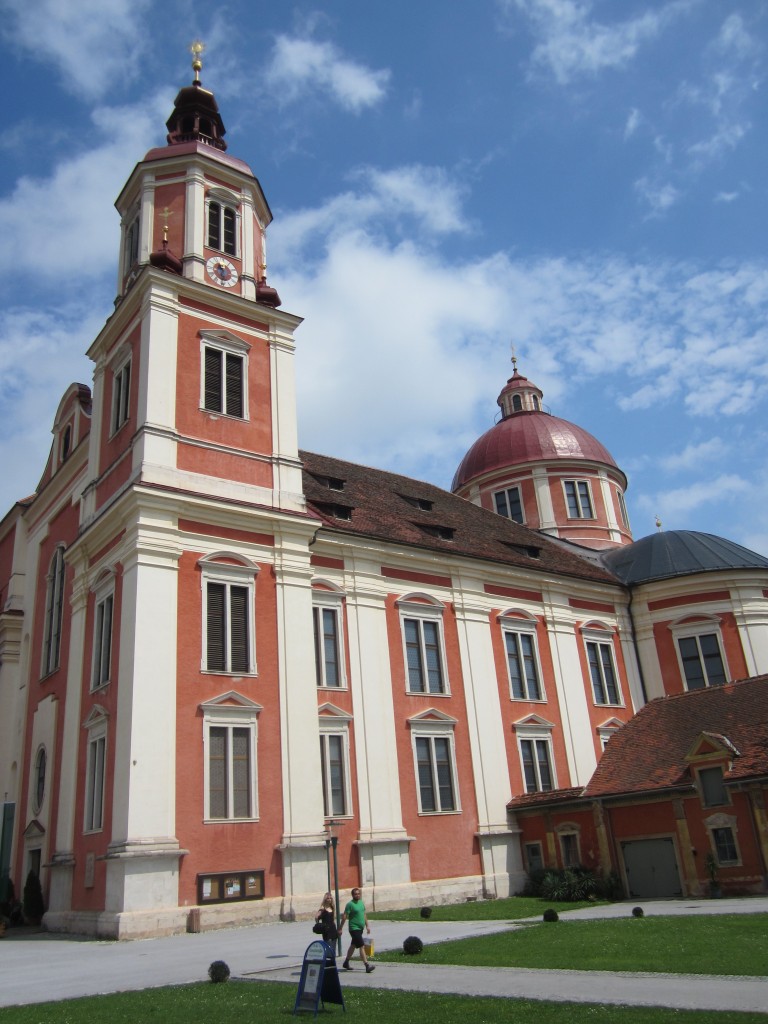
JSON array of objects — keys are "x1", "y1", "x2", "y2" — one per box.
[{"x1": 293, "y1": 940, "x2": 346, "y2": 1017}]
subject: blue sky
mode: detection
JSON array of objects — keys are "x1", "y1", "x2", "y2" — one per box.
[{"x1": 1, "y1": 0, "x2": 767, "y2": 553}]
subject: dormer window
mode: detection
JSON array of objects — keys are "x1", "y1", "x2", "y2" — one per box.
[
  {"x1": 417, "y1": 524, "x2": 454, "y2": 541},
  {"x1": 208, "y1": 200, "x2": 237, "y2": 256},
  {"x1": 400, "y1": 494, "x2": 433, "y2": 511},
  {"x1": 698, "y1": 766, "x2": 728, "y2": 807}
]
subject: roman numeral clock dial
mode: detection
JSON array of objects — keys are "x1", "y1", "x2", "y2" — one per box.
[{"x1": 206, "y1": 256, "x2": 239, "y2": 287}]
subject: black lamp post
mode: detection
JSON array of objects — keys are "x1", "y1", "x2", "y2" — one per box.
[{"x1": 325, "y1": 820, "x2": 343, "y2": 956}]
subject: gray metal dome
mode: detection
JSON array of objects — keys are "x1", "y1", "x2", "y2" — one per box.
[{"x1": 602, "y1": 530, "x2": 768, "y2": 586}]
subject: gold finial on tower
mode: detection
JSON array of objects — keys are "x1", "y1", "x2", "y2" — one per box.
[
  {"x1": 510, "y1": 343, "x2": 518, "y2": 374},
  {"x1": 655, "y1": 514, "x2": 662, "y2": 531},
  {"x1": 190, "y1": 40, "x2": 205, "y2": 82},
  {"x1": 161, "y1": 207, "x2": 172, "y2": 243}
]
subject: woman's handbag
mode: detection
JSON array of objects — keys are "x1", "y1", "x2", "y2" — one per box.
[{"x1": 312, "y1": 922, "x2": 324, "y2": 934}]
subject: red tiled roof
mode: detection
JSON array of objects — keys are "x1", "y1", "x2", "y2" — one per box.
[
  {"x1": 507, "y1": 676, "x2": 768, "y2": 811},
  {"x1": 300, "y1": 450, "x2": 618, "y2": 584}
]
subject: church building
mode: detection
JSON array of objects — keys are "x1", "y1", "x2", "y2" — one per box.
[{"x1": 1, "y1": 56, "x2": 767, "y2": 938}]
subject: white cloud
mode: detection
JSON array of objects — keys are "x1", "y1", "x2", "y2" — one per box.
[
  {"x1": 635, "y1": 474, "x2": 751, "y2": 525},
  {"x1": 506, "y1": 0, "x2": 690, "y2": 84},
  {"x1": 624, "y1": 107, "x2": 642, "y2": 140},
  {"x1": 0, "y1": 96, "x2": 167, "y2": 280},
  {"x1": 264, "y1": 34, "x2": 390, "y2": 112},
  {"x1": 658, "y1": 438, "x2": 728, "y2": 472},
  {"x1": 634, "y1": 176, "x2": 681, "y2": 215},
  {"x1": 1, "y1": 0, "x2": 151, "y2": 99}
]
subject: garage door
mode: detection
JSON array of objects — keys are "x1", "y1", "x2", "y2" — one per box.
[{"x1": 621, "y1": 838, "x2": 681, "y2": 898}]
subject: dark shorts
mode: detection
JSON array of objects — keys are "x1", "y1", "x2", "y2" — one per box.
[{"x1": 349, "y1": 928, "x2": 365, "y2": 948}]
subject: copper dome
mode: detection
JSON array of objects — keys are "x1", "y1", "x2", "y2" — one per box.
[{"x1": 452, "y1": 411, "x2": 622, "y2": 491}]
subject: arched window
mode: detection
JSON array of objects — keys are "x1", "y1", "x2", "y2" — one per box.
[
  {"x1": 42, "y1": 547, "x2": 66, "y2": 677},
  {"x1": 512, "y1": 394, "x2": 523, "y2": 412},
  {"x1": 207, "y1": 200, "x2": 237, "y2": 255},
  {"x1": 33, "y1": 746, "x2": 47, "y2": 813}
]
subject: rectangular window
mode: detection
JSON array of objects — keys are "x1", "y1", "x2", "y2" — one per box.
[
  {"x1": 712, "y1": 827, "x2": 738, "y2": 864},
  {"x1": 699, "y1": 767, "x2": 728, "y2": 807},
  {"x1": 494, "y1": 486, "x2": 524, "y2": 523},
  {"x1": 204, "y1": 347, "x2": 244, "y2": 418},
  {"x1": 208, "y1": 725, "x2": 253, "y2": 819},
  {"x1": 586, "y1": 640, "x2": 620, "y2": 705},
  {"x1": 404, "y1": 617, "x2": 445, "y2": 694},
  {"x1": 520, "y1": 738, "x2": 554, "y2": 793},
  {"x1": 92, "y1": 593, "x2": 113, "y2": 689},
  {"x1": 415, "y1": 735, "x2": 456, "y2": 812},
  {"x1": 314, "y1": 607, "x2": 341, "y2": 687},
  {"x1": 42, "y1": 549, "x2": 66, "y2": 677},
  {"x1": 560, "y1": 833, "x2": 580, "y2": 867},
  {"x1": 85, "y1": 733, "x2": 106, "y2": 832},
  {"x1": 504, "y1": 630, "x2": 542, "y2": 700},
  {"x1": 617, "y1": 490, "x2": 630, "y2": 528},
  {"x1": 206, "y1": 581, "x2": 251, "y2": 673},
  {"x1": 525, "y1": 842, "x2": 544, "y2": 873},
  {"x1": 678, "y1": 634, "x2": 727, "y2": 690},
  {"x1": 564, "y1": 480, "x2": 594, "y2": 519},
  {"x1": 319, "y1": 733, "x2": 348, "y2": 816},
  {"x1": 111, "y1": 361, "x2": 131, "y2": 434}
]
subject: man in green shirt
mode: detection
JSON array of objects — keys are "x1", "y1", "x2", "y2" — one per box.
[{"x1": 338, "y1": 886, "x2": 375, "y2": 973}]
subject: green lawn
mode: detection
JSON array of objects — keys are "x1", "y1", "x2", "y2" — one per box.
[
  {"x1": 376, "y1": 913, "x2": 768, "y2": 976},
  {"x1": 369, "y1": 895, "x2": 605, "y2": 921},
  {"x1": 1, "y1": 983, "x2": 766, "y2": 1024}
]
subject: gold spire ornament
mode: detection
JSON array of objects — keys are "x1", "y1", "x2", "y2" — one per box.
[{"x1": 190, "y1": 40, "x2": 205, "y2": 82}]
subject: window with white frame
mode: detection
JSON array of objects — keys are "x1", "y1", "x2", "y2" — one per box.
[
  {"x1": 617, "y1": 490, "x2": 630, "y2": 529},
  {"x1": 676, "y1": 631, "x2": 728, "y2": 690},
  {"x1": 111, "y1": 358, "x2": 131, "y2": 435},
  {"x1": 313, "y1": 593, "x2": 345, "y2": 688},
  {"x1": 399, "y1": 600, "x2": 448, "y2": 695},
  {"x1": 583, "y1": 631, "x2": 622, "y2": 706},
  {"x1": 42, "y1": 547, "x2": 66, "y2": 677},
  {"x1": 515, "y1": 718, "x2": 556, "y2": 794},
  {"x1": 563, "y1": 479, "x2": 594, "y2": 519},
  {"x1": 91, "y1": 583, "x2": 114, "y2": 690},
  {"x1": 83, "y1": 712, "x2": 107, "y2": 833},
  {"x1": 202, "y1": 696, "x2": 260, "y2": 821},
  {"x1": 410, "y1": 720, "x2": 459, "y2": 814},
  {"x1": 201, "y1": 334, "x2": 248, "y2": 418},
  {"x1": 502, "y1": 620, "x2": 543, "y2": 701},
  {"x1": 201, "y1": 558, "x2": 258, "y2": 675},
  {"x1": 207, "y1": 199, "x2": 238, "y2": 255},
  {"x1": 494, "y1": 486, "x2": 524, "y2": 523},
  {"x1": 319, "y1": 717, "x2": 351, "y2": 817}
]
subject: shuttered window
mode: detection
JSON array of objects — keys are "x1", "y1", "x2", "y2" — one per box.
[
  {"x1": 314, "y1": 606, "x2": 341, "y2": 687},
  {"x1": 207, "y1": 201, "x2": 237, "y2": 255},
  {"x1": 203, "y1": 346, "x2": 244, "y2": 417},
  {"x1": 415, "y1": 735, "x2": 456, "y2": 813},
  {"x1": 206, "y1": 581, "x2": 252, "y2": 673},
  {"x1": 208, "y1": 724, "x2": 253, "y2": 820},
  {"x1": 404, "y1": 617, "x2": 445, "y2": 694},
  {"x1": 320, "y1": 733, "x2": 347, "y2": 816}
]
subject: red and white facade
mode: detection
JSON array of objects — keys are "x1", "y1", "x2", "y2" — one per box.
[{"x1": 1, "y1": 67, "x2": 768, "y2": 938}]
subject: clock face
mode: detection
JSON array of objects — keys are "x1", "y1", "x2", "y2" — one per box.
[{"x1": 206, "y1": 256, "x2": 239, "y2": 288}]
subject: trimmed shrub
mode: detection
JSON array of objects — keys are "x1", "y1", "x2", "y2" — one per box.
[
  {"x1": 420, "y1": 906, "x2": 433, "y2": 919},
  {"x1": 542, "y1": 908, "x2": 559, "y2": 923},
  {"x1": 632, "y1": 906, "x2": 644, "y2": 918},
  {"x1": 403, "y1": 935, "x2": 424, "y2": 955},
  {"x1": 208, "y1": 960, "x2": 231, "y2": 983}
]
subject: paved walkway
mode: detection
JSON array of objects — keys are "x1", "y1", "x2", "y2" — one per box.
[{"x1": 1, "y1": 898, "x2": 766, "y2": 1013}]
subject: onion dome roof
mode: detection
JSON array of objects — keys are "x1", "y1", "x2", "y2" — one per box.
[
  {"x1": 452, "y1": 411, "x2": 621, "y2": 491},
  {"x1": 602, "y1": 530, "x2": 768, "y2": 585}
]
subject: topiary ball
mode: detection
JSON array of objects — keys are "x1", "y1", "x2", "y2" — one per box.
[
  {"x1": 420, "y1": 906, "x2": 433, "y2": 919},
  {"x1": 208, "y1": 960, "x2": 231, "y2": 983},
  {"x1": 542, "y1": 908, "x2": 559, "y2": 923},
  {"x1": 632, "y1": 906, "x2": 644, "y2": 918},
  {"x1": 403, "y1": 935, "x2": 424, "y2": 955}
]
